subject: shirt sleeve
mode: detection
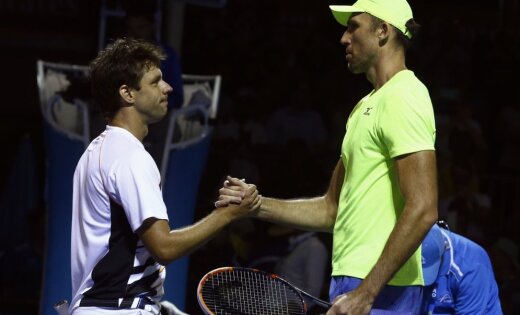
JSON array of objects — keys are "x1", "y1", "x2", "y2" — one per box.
[
  {"x1": 109, "y1": 149, "x2": 169, "y2": 232},
  {"x1": 377, "y1": 88, "x2": 436, "y2": 158}
]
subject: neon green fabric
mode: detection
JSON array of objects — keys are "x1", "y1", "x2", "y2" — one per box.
[
  {"x1": 332, "y1": 70, "x2": 436, "y2": 286},
  {"x1": 330, "y1": 0, "x2": 414, "y2": 38}
]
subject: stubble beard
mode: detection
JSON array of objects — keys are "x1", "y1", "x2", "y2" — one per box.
[{"x1": 148, "y1": 107, "x2": 168, "y2": 125}]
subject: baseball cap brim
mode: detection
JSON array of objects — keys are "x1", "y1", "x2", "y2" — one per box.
[
  {"x1": 421, "y1": 225, "x2": 445, "y2": 286},
  {"x1": 329, "y1": 5, "x2": 364, "y2": 26},
  {"x1": 422, "y1": 253, "x2": 442, "y2": 286}
]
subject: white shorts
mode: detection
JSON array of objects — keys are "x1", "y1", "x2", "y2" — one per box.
[{"x1": 71, "y1": 307, "x2": 155, "y2": 315}]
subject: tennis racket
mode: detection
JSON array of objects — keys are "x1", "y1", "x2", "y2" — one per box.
[{"x1": 197, "y1": 266, "x2": 331, "y2": 315}]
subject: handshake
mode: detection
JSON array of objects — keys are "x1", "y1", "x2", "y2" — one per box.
[{"x1": 213, "y1": 176, "x2": 262, "y2": 219}]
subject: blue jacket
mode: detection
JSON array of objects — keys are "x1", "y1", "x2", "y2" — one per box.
[{"x1": 421, "y1": 229, "x2": 503, "y2": 315}]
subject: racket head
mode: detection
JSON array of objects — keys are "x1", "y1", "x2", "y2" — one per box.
[{"x1": 197, "y1": 267, "x2": 307, "y2": 315}]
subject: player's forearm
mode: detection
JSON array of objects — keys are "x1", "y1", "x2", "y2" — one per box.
[
  {"x1": 358, "y1": 202, "x2": 437, "y2": 299},
  {"x1": 257, "y1": 196, "x2": 336, "y2": 232},
  {"x1": 156, "y1": 210, "x2": 233, "y2": 264},
  {"x1": 255, "y1": 159, "x2": 342, "y2": 232},
  {"x1": 144, "y1": 186, "x2": 259, "y2": 265}
]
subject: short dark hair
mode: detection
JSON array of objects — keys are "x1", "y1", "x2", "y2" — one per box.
[
  {"x1": 395, "y1": 19, "x2": 421, "y2": 50},
  {"x1": 89, "y1": 38, "x2": 166, "y2": 120},
  {"x1": 369, "y1": 15, "x2": 421, "y2": 51}
]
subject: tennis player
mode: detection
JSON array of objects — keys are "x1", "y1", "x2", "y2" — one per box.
[
  {"x1": 70, "y1": 38, "x2": 260, "y2": 315},
  {"x1": 217, "y1": 0, "x2": 437, "y2": 314}
]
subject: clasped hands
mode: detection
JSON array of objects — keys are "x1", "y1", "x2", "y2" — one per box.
[{"x1": 215, "y1": 176, "x2": 261, "y2": 217}]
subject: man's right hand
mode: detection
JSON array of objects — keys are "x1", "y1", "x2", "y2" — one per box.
[
  {"x1": 326, "y1": 289, "x2": 374, "y2": 315},
  {"x1": 215, "y1": 176, "x2": 261, "y2": 218},
  {"x1": 138, "y1": 177, "x2": 261, "y2": 265},
  {"x1": 215, "y1": 176, "x2": 256, "y2": 207}
]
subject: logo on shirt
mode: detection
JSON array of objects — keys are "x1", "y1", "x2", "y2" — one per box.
[
  {"x1": 439, "y1": 294, "x2": 453, "y2": 303},
  {"x1": 363, "y1": 107, "x2": 373, "y2": 115}
]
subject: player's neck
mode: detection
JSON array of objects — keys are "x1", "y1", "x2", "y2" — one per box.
[
  {"x1": 109, "y1": 109, "x2": 149, "y2": 142},
  {"x1": 366, "y1": 50, "x2": 407, "y2": 91}
]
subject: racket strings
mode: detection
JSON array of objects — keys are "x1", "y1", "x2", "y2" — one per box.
[{"x1": 200, "y1": 269, "x2": 305, "y2": 315}]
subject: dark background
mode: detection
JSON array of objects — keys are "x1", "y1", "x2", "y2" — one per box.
[{"x1": 0, "y1": 0, "x2": 519, "y2": 314}]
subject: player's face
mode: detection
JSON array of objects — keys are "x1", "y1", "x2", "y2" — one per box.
[
  {"x1": 340, "y1": 13, "x2": 380, "y2": 74},
  {"x1": 133, "y1": 66, "x2": 172, "y2": 124}
]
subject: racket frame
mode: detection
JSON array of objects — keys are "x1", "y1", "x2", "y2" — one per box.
[{"x1": 197, "y1": 266, "x2": 331, "y2": 315}]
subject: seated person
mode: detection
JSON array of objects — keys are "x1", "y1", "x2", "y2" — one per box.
[{"x1": 421, "y1": 222, "x2": 503, "y2": 314}]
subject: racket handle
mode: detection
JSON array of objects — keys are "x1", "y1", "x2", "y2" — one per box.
[{"x1": 54, "y1": 300, "x2": 69, "y2": 315}]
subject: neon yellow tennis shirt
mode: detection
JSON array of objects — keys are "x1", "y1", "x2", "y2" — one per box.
[{"x1": 332, "y1": 70, "x2": 436, "y2": 286}]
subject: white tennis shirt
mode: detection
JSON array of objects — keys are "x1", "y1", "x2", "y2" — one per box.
[{"x1": 70, "y1": 126, "x2": 169, "y2": 313}]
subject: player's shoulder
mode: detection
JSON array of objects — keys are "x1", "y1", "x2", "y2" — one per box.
[
  {"x1": 102, "y1": 128, "x2": 154, "y2": 168},
  {"x1": 450, "y1": 232, "x2": 491, "y2": 267},
  {"x1": 386, "y1": 70, "x2": 429, "y2": 99}
]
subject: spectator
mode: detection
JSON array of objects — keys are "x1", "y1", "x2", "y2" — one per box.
[
  {"x1": 421, "y1": 223, "x2": 502, "y2": 314},
  {"x1": 438, "y1": 163, "x2": 491, "y2": 245},
  {"x1": 272, "y1": 226, "x2": 329, "y2": 299},
  {"x1": 266, "y1": 81, "x2": 327, "y2": 149}
]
